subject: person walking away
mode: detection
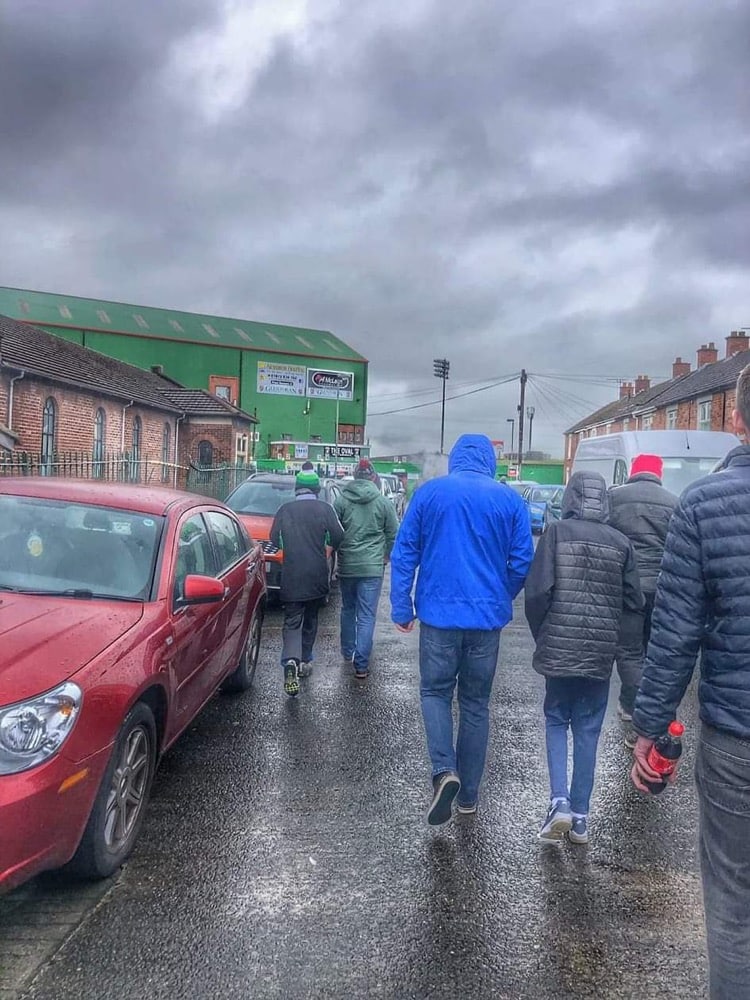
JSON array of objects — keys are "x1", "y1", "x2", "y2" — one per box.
[
  {"x1": 631, "y1": 364, "x2": 750, "y2": 999},
  {"x1": 390, "y1": 434, "x2": 534, "y2": 825},
  {"x1": 609, "y1": 454, "x2": 677, "y2": 746},
  {"x1": 270, "y1": 468, "x2": 344, "y2": 697},
  {"x1": 525, "y1": 471, "x2": 643, "y2": 845},
  {"x1": 334, "y1": 460, "x2": 399, "y2": 679}
]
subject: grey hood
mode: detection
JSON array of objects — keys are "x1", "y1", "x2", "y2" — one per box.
[{"x1": 562, "y1": 471, "x2": 609, "y2": 523}]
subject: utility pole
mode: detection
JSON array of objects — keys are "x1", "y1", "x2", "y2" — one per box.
[
  {"x1": 433, "y1": 358, "x2": 450, "y2": 453},
  {"x1": 517, "y1": 369, "x2": 528, "y2": 480},
  {"x1": 526, "y1": 405, "x2": 535, "y2": 457},
  {"x1": 506, "y1": 417, "x2": 515, "y2": 464},
  {"x1": 334, "y1": 388, "x2": 340, "y2": 477}
]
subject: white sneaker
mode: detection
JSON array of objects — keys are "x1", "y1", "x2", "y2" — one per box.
[{"x1": 617, "y1": 703, "x2": 633, "y2": 723}]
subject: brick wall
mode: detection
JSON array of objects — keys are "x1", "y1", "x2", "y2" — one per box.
[
  {"x1": 181, "y1": 422, "x2": 235, "y2": 466},
  {"x1": 1, "y1": 373, "x2": 175, "y2": 460}
]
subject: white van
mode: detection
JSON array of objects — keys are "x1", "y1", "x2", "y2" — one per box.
[{"x1": 571, "y1": 430, "x2": 738, "y2": 494}]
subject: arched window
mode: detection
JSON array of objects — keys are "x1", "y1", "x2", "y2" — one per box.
[
  {"x1": 197, "y1": 439, "x2": 213, "y2": 485},
  {"x1": 93, "y1": 408, "x2": 106, "y2": 478},
  {"x1": 198, "y1": 440, "x2": 213, "y2": 467},
  {"x1": 161, "y1": 422, "x2": 171, "y2": 482},
  {"x1": 41, "y1": 397, "x2": 57, "y2": 476},
  {"x1": 131, "y1": 415, "x2": 142, "y2": 482}
]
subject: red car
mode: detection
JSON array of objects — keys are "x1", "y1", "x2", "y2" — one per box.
[{"x1": 0, "y1": 479, "x2": 266, "y2": 894}]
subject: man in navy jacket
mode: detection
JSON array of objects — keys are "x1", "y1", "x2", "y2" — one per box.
[
  {"x1": 390, "y1": 434, "x2": 534, "y2": 825},
  {"x1": 632, "y1": 364, "x2": 750, "y2": 998}
]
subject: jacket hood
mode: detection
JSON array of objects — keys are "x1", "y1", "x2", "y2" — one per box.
[
  {"x1": 341, "y1": 479, "x2": 380, "y2": 504},
  {"x1": 562, "y1": 471, "x2": 609, "y2": 522},
  {"x1": 448, "y1": 434, "x2": 497, "y2": 477}
]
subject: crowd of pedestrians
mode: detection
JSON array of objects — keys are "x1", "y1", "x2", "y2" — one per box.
[{"x1": 269, "y1": 366, "x2": 750, "y2": 999}]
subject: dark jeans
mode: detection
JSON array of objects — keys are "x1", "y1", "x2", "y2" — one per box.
[
  {"x1": 695, "y1": 724, "x2": 750, "y2": 999},
  {"x1": 615, "y1": 591, "x2": 656, "y2": 714},
  {"x1": 339, "y1": 576, "x2": 383, "y2": 671},
  {"x1": 544, "y1": 676, "x2": 610, "y2": 815},
  {"x1": 418, "y1": 623, "x2": 501, "y2": 807},
  {"x1": 281, "y1": 599, "x2": 321, "y2": 665}
]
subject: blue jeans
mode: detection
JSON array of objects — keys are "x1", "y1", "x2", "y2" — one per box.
[
  {"x1": 544, "y1": 676, "x2": 609, "y2": 815},
  {"x1": 339, "y1": 576, "x2": 383, "y2": 672},
  {"x1": 419, "y1": 624, "x2": 501, "y2": 807},
  {"x1": 696, "y1": 724, "x2": 750, "y2": 1000}
]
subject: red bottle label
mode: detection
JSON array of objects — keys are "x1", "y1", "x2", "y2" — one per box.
[{"x1": 647, "y1": 746, "x2": 676, "y2": 775}]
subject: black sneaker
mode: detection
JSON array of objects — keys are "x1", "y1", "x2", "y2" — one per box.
[
  {"x1": 427, "y1": 771, "x2": 460, "y2": 826},
  {"x1": 283, "y1": 660, "x2": 300, "y2": 697}
]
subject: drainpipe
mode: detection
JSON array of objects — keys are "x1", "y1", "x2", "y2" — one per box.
[
  {"x1": 8, "y1": 370, "x2": 25, "y2": 430},
  {"x1": 121, "y1": 400, "x2": 134, "y2": 451},
  {"x1": 174, "y1": 413, "x2": 186, "y2": 488}
]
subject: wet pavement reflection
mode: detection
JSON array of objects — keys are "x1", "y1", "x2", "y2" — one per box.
[{"x1": 10, "y1": 578, "x2": 707, "y2": 999}]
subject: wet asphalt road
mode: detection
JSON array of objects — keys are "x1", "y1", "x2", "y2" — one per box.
[{"x1": 8, "y1": 576, "x2": 707, "y2": 999}]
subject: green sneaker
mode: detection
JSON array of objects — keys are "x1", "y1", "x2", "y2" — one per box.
[{"x1": 283, "y1": 660, "x2": 300, "y2": 697}]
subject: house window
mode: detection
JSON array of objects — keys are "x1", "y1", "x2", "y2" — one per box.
[
  {"x1": 667, "y1": 407, "x2": 678, "y2": 430},
  {"x1": 605, "y1": 422, "x2": 613, "y2": 434},
  {"x1": 131, "y1": 416, "x2": 142, "y2": 482},
  {"x1": 93, "y1": 408, "x2": 106, "y2": 478},
  {"x1": 235, "y1": 433, "x2": 248, "y2": 464},
  {"x1": 698, "y1": 399, "x2": 712, "y2": 432},
  {"x1": 198, "y1": 440, "x2": 214, "y2": 467},
  {"x1": 41, "y1": 397, "x2": 57, "y2": 476},
  {"x1": 622, "y1": 418, "x2": 630, "y2": 431},
  {"x1": 161, "y1": 423, "x2": 171, "y2": 482},
  {"x1": 642, "y1": 414, "x2": 653, "y2": 431}
]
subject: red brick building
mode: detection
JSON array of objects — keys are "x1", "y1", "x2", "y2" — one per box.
[
  {"x1": 564, "y1": 332, "x2": 749, "y2": 478},
  {"x1": 0, "y1": 313, "x2": 257, "y2": 485}
]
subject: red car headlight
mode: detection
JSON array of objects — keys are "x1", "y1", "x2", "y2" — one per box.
[{"x1": 0, "y1": 682, "x2": 83, "y2": 775}]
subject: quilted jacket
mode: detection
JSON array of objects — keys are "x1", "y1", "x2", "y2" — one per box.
[
  {"x1": 525, "y1": 471, "x2": 643, "y2": 680},
  {"x1": 633, "y1": 445, "x2": 750, "y2": 740},
  {"x1": 607, "y1": 473, "x2": 678, "y2": 593}
]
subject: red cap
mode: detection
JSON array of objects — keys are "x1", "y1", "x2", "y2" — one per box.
[
  {"x1": 668, "y1": 721, "x2": 685, "y2": 738},
  {"x1": 631, "y1": 454, "x2": 663, "y2": 478}
]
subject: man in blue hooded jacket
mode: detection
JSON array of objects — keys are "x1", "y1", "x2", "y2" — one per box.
[{"x1": 390, "y1": 434, "x2": 534, "y2": 825}]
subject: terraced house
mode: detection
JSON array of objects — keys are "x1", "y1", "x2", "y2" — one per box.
[{"x1": 565, "y1": 332, "x2": 749, "y2": 477}]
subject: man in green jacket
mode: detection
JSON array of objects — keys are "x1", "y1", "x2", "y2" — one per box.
[{"x1": 334, "y1": 460, "x2": 399, "y2": 679}]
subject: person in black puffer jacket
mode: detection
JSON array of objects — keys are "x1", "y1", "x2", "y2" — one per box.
[
  {"x1": 525, "y1": 471, "x2": 643, "y2": 845},
  {"x1": 608, "y1": 454, "x2": 678, "y2": 732},
  {"x1": 631, "y1": 364, "x2": 750, "y2": 1000}
]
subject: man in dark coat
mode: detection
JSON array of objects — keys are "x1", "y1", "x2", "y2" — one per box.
[
  {"x1": 270, "y1": 468, "x2": 344, "y2": 696},
  {"x1": 631, "y1": 365, "x2": 750, "y2": 999},
  {"x1": 525, "y1": 471, "x2": 643, "y2": 844},
  {"x1": 608, "y1": 454, "x2": 678, "y2": 741}
]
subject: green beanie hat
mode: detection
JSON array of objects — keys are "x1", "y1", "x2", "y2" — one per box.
[{"x1": 295, "y1": 469, "x2": 320, "y2": 492}]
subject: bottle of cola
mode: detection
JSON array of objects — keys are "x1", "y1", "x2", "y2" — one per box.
[{"x1": 644, "y1": 721, "x2": 685, "y2": 795}]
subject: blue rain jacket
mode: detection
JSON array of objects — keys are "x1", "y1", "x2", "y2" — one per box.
[{"x1": 390, "y1": 435, "x2": 534, "y2": 630}]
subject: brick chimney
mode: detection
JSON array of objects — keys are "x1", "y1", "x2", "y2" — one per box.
[
  {"x1": 619, "y1": 381, "x2": 634, "y2": 400},
  {"x1": 634, "y1": 375, "x2": 651, "y2": 395},
  {"x1": 725, "y1": 331, "x2": 750, "y2": 358},
  {"x1": 697, "y1": 342, "x2": 718, "y2": 367},
  {"x1": 672, "y1": 357, "x2": 691, "y2": 378}
]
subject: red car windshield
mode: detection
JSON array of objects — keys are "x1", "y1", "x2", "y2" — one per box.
[{"x1": 0, "y1": 496, "x2": 164, "y2": 601}]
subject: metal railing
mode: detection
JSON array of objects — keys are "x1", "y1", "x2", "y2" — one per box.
[{"x1": 0, "y1": 451, "x2": 178, "y2": 486}]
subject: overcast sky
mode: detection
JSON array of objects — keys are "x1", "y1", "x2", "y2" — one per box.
[{"x1": 1, "y1": 0, "x2": 748, "y2": 458}]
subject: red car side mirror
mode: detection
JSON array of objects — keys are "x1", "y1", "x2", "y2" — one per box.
[{"x1": 182, "y1": 574, "x2": 225, "y2": 605}]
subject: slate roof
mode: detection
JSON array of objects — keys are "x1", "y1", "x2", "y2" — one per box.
[
  {"x1": 0, "y1": 313, "x2": 256, "y2": 422},
  {"x1": 0, "y1": 286, "x2": 365, "y2": 362},
  {"x1": 566, "y1": 348, "x2": 750, "y2": 435},
  {"x1": 565, "y1": 376, "x2": 683, "y2": 434},
  {"x1": 650, "y1": 349, "x2": 750, "y2": 407}
]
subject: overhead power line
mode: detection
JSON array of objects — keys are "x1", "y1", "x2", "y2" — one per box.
[{"x1": 369, "y1": 373, "x2": 519, "y2": 417}]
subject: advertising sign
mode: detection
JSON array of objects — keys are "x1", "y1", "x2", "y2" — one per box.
[
  {"x1": 306, "y1": 369, "x2": 354, "y2": 401},
  {"x1": 294, "y1": 444, "x2": 309, "y2": 459},
  {"x1": 257, "y1": 361, "x2": 306, "y2": 397}
]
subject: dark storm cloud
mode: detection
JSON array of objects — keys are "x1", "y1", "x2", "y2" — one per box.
[{"x1": 0, "y1": 0, "x2": 748, "y2": 456}]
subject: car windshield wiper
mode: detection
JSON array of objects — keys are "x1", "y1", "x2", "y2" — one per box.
[{"x1": 0, "y1": 586, "x2": 142, "y2": 602}]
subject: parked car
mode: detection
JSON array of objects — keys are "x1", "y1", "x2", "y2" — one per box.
[
  {"x1": 523, "y1": 484, "x2": 564, "y2": 533},
  {"x1": 0, "y1": 479, "x2": 266, "y2": 894},
  {"x1": 571, "y1": 430, "x2": 738, "y2": 493},
  {"x1": 224, "y1": 473, "x2": 340, "y2": 598},
  {"x1": 380, "y1": 474, "x2": 407, "y2": 520}
]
